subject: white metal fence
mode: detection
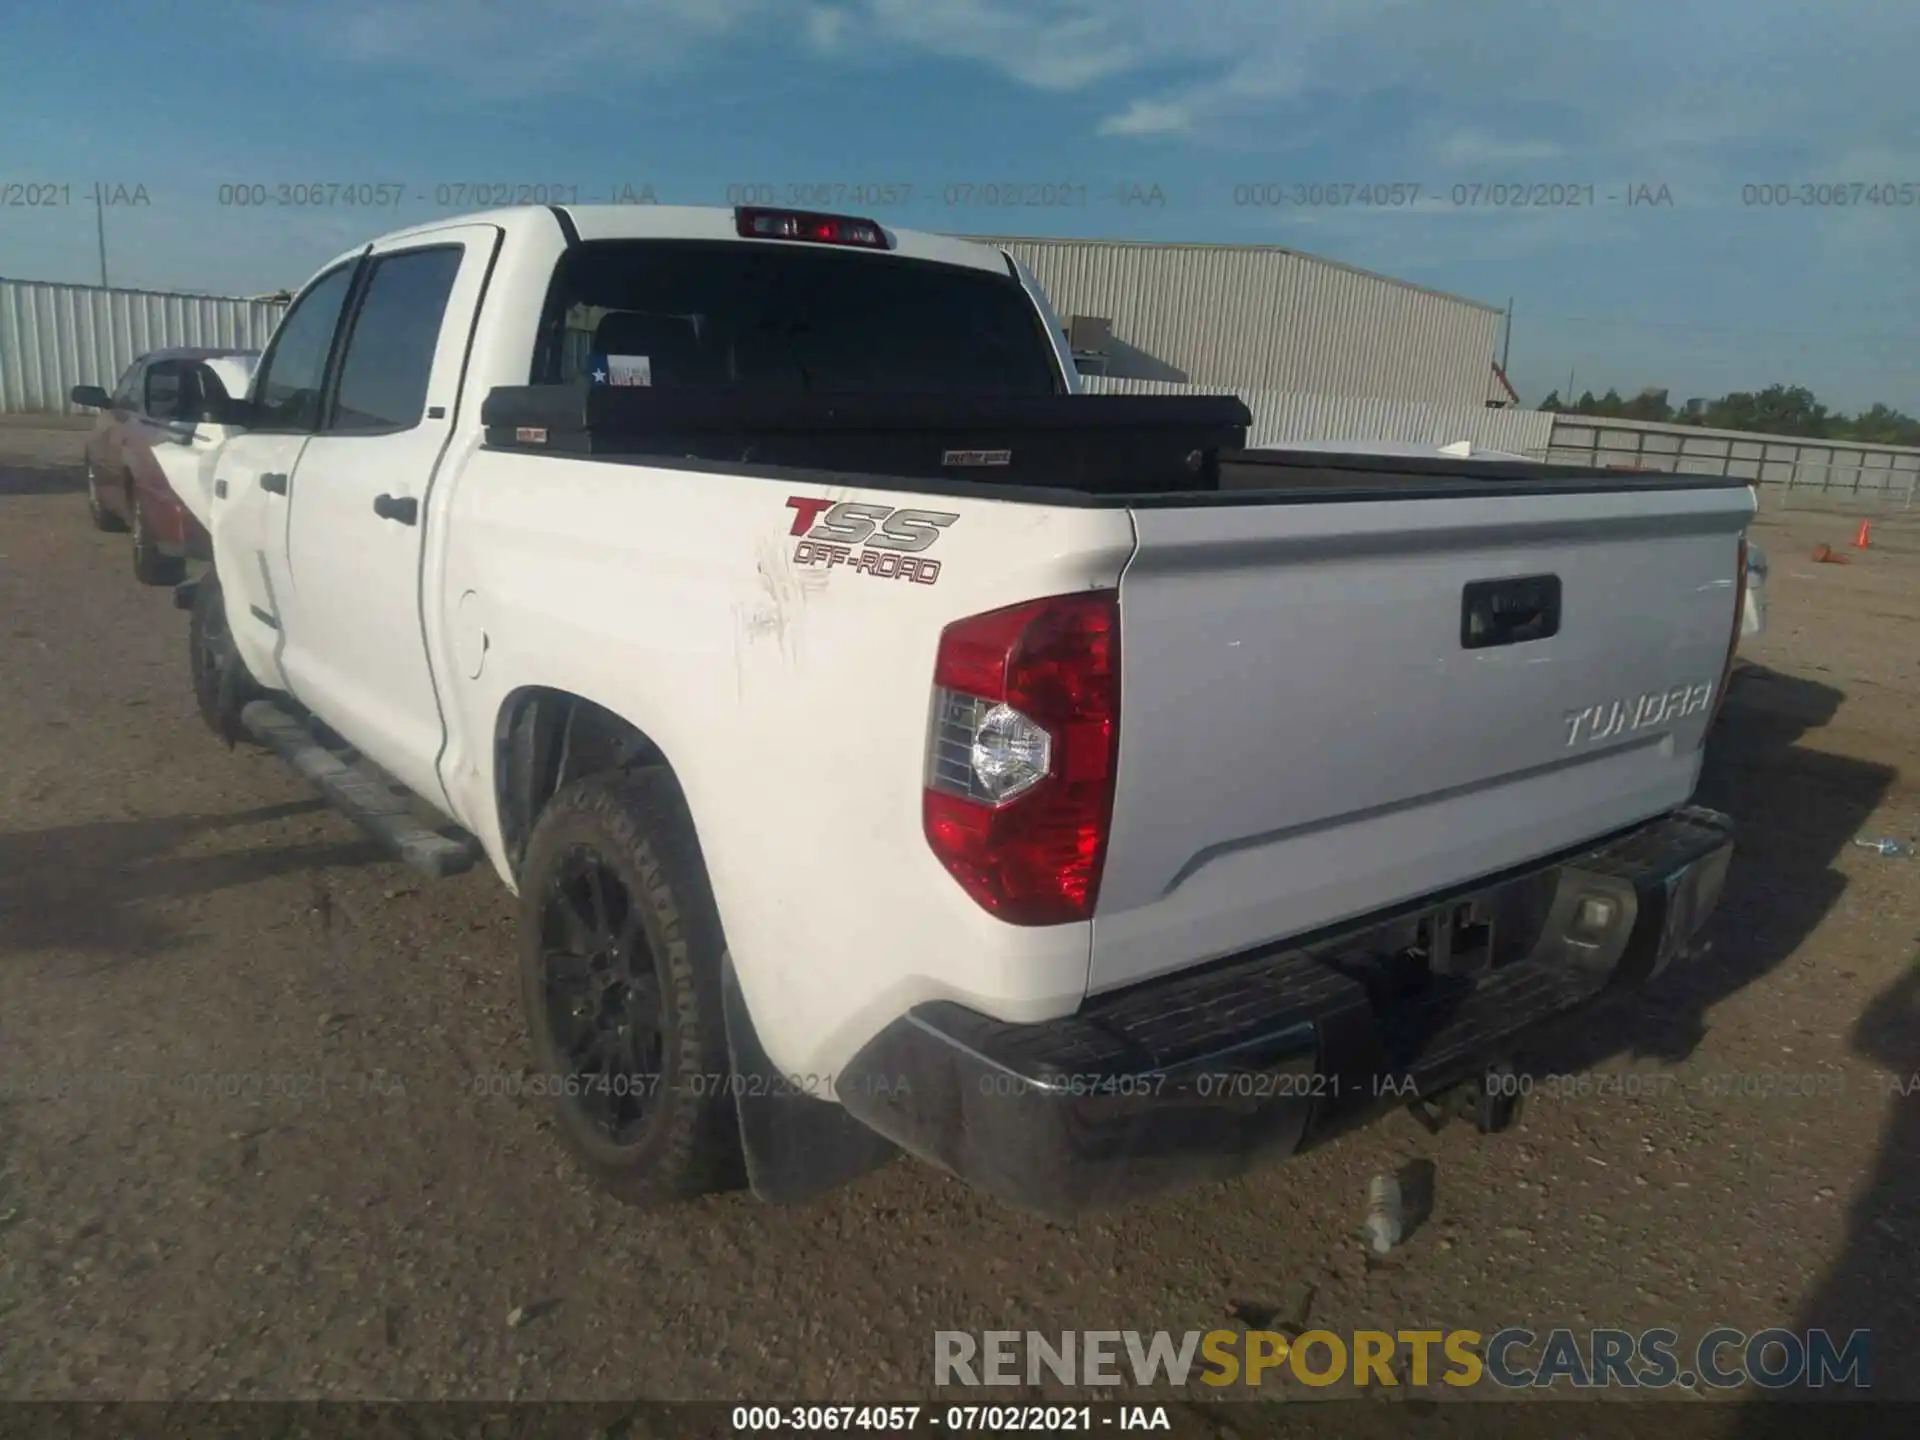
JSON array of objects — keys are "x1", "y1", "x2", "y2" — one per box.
[
  {"x1": 1546, "y1": 414, "x2": 1919, "y2": 511},
  {"x1": 1080, "y1": 375, "x2": 1556, "y2": 455},
  {"x1": 1083, "y1": 379, "x2": 1920, "y2": 509},
  {"x1": 0, "y1": 278, "x2": 287, "y2": 416}
]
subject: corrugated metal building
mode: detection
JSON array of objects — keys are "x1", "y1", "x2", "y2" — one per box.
[
  {"x1": 0, "y1": 277, "x2": 285, "y2": 416},
  {"x1": 970, "y1": 236, "x2": 1503, "y2": 410}
]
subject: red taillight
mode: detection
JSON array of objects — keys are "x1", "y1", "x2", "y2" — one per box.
[
  {"x1": 1708, "y1": 534, "x2": 1748, "y2": 730},
  {"x1": 735, "y1": 207, "x2": 891, "y2": 249},
  {"x1": 923, "y1": 591, "x2": 1120, "y2": 926}
]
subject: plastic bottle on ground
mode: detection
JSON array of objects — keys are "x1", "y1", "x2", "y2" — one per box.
[
  {"x1": 1365, "y1": 1173, "x2": 1404, "y2": 1254},
  {"x1": 1852, "y1": 838, "x2": 1912, "y2": 858}
]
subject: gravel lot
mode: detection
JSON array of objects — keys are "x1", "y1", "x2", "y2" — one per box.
[{"x1": 2, "y1": 419, "x2": 1917, "y2": 1420}]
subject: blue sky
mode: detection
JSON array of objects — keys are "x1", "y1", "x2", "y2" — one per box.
[{"x1": 4, "y1": 0, "x2": 1919, "y2": 411}]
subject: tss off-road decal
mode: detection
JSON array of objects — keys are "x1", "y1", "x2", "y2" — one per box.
[{"x1": 785, "y1": 497, "x2": 959, "y2": 585}]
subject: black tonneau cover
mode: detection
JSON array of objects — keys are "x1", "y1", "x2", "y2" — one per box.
[{"x1": 480, "y1": 383, "x2": 1251, "y2": 494}]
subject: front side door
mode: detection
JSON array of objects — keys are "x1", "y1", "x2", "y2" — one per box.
[
  {"x1": 276, "y1": 225, "x2": 500, "y2": 808},
  {"x1": 147, "y1": 360, "x2": 242, "y2": 540},
  {"x1": 209, "y1": 260, "x2": 361, "y2": 690},
  {"x1": 131, "y1": 359, "x2": 194, "y2": 523},
  {"x1": 92, "y1": 359, "x2": 147, "y2": 516},
  {"x1": 144, "y1": 360, "x2": 216, "y2": 533}
]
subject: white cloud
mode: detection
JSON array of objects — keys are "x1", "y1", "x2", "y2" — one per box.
[
  {"x1": 1098, "y1": 100, "x2": 1192, "y2": 137},
  {"x1": 860, "y1": 0, "x2": 1151, "y2": 90},
  {"x1": 805, "y1": 5, "x2": 852, "y2": 51},
  {"x1": 1433, "y1": 131, "x2": 1565, "y2": 168},
  {"x1": 245, "y1": 0, "x2": 1920, "y2": 193},
  {"x1": 257, "y1": 0, "x2": 767, "y2": 96}
]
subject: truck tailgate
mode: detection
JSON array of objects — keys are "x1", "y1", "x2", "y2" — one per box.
[{"x1": 1092, "y1": 481, "x2": 1754, "y2": 994}]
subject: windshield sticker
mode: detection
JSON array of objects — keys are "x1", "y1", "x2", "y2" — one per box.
[{"x1": 589, "y1": 353, "x2": 652, "y2": 387}]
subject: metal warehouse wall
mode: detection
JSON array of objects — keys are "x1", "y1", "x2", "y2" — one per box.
[
  {"x1": 1548, "y1": 414, "x2": 1920, "y2": 506},
  {"x1": 977, "y1": 236, "x2": 1502, "y2": 409},
  {"x1": 0, "y1": 278, "x2": 287, "y2": 416},
  {"x1": 1083, "y1": 376, "x2": 1554, "y2": 454}
]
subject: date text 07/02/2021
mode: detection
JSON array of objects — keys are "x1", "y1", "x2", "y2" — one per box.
[
  {"x1": 1229, "y1": 181, "x2": 1675, "y2": 208},
  {"x1": 212, "y1": 182, "x2": 660, "y2": 209},
  {"x1": 1, "y1": 181, "x2": 150, "y2": 207},
  {"x1": 457, "y1": 1070, "x2": 914, "y2": 1102},
  {"x1": 729, "y1": 1405, "x2": 1173, "y2": 1433},
  {"x1": 722, "y1": 181, "x2": 1169, "y2": 210},
  {"x1": 970, "y1": 1066, "x2": 1871, "y2": 1104},
  {"x1": 3, "y1": 1065, "x2": 1885, "y2": 1107}
]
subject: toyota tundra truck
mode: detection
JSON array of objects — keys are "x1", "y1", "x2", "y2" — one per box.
[{"x1": 175, "y1": 203, "x2": 1749, "y2": 1220}]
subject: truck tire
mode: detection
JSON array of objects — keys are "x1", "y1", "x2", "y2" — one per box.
[
  {"x1": 189, "y1": 572, "x2": 262, "y2": 744},
  {"x1": 131, "y1": 495, "x2": 187, "y2": 586},
  {"x1": 86, "y1": 460, "x2": 127, "y2": 532},
  {"x1": 517, "y1": 768, "x2": 743, "y2": 1206}
]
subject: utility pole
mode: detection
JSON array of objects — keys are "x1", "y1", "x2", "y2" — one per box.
[
  {"x1": 1501, "y1": 297, "x2": 1513, "y2": 373},
  {"x1": 94, "y1": 187, "x2": 109, "y2": 287}
]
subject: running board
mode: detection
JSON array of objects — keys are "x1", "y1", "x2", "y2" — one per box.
[{"x1": 238, "y1": 699, "x2": 482, "y2": 878}]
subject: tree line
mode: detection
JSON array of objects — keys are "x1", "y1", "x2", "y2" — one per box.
[{"x1": 1537, "y1": 384, "x2": 1920, "y2": 446}]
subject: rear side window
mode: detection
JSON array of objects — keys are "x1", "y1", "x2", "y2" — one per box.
[
  {"x1": 254, "y1": 264, "x2": 357, "y2": 431},
  {"x1": 327, "y1": 247, "x2": 464, "y2": 432},
  {"x1": 180, "y1": 361, "x2": 232, "y2": 419},
  {"x1": 533, "y1": 240, "x2": 1061, "y2": 395}
]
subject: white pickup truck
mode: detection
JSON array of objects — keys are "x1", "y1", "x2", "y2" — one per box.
[{"x1": 177, "y1": 204, "x2": 1749, "y2": 1220}]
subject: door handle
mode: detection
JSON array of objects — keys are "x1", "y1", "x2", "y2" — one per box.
[
  {"x1": 373, "y1": 493, "x2": 419, "y2": 526},
  {"x1": 260, "y1": 472, "x2": 288, "y2": 494},
  {"x1": 214, "y1": 479, "x2": 228, "y2": 499},
  {"x1": 1461, "y1": 574, "x2": 1562, "y2": 649}
]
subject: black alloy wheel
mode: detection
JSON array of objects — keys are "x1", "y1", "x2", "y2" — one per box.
[{"x1": 536, "y1": 844, "x2": 667, "y2": 1143}]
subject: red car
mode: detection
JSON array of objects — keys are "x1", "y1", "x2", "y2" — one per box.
[{"x1": 71, "y1": 347, "x2": 260, "y2": 585}]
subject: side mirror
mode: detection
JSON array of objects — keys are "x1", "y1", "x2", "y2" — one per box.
[
  {"x1": 197, "y1": 395, "x2": 256, "y2": 429},
  {"x1": 210, "y1": 397, "x2": 257, "y2": 432},
  {"x1": 70, "y1": 384, "x2": 111, "y2": 409}
]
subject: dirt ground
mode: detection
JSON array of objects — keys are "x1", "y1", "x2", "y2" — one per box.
[{"x1": 2, "y1": 419, "x2": 1917, "y2": 1421}]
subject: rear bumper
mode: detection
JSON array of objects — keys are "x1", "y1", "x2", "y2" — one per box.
[
  {"x1": 1741, "y1": 542, "x2": 1769, "y2": 639},
  {"x1": 838, "y1": 805, "x2": 1733, "y2": 1220}
]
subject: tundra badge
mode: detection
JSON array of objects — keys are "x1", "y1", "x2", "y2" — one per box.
[{"x1": 1564, "y1": 682, "x2": 1715, "y2": 747}]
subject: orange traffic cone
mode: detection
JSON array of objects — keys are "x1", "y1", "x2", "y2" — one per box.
[{"x1": 1855, "y1": 520, "x2": 1872, "y2": 548}]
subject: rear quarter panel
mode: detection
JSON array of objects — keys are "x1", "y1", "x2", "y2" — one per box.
[
  {"x1": 129, "y1": 441, "x2": 193, "y2": 547},
  {"x1": 430, "y1": 444, "x2": 1137, "y2": 1084},
  {"x1": 88, "y1": 415, "x2": 131, "y2": 520},
  {"x1": 117, "y1": 421, "x2": 164, "y2": 521}
]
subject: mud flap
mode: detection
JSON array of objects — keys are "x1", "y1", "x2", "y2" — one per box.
[
  {"x1": 214, "y1": 658, "x2": 251, "y2": 748},
  {"x1": 720, "y1": 953, "x2": 897, "y2": 1204}
]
